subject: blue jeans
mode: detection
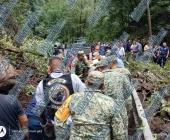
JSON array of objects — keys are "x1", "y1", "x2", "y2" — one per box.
[{"x1": 28, "y1": 117, "x2": 43, "y2": 140}]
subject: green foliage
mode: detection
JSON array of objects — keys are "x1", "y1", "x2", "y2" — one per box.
[
  {"x1": 0, "y1": 35, "x2": 47, "y2": 74},
  {"x1": 22, "y1": 40, "x2": 48, "y2": 74},
  {"x1": 5, "y1": 0, "x2": 168, "y2": 43},
  {"x1": 11, "y1": 0, "x2": 31, "y2": 26},
  {"x1": 23, "y1": 84, "x2": 36, "y2": 96},
  {"x1": 161, "y1": 101, "x2": 170, "y2": 114}
]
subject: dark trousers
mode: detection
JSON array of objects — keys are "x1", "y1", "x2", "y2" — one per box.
[
  {"x1": 158, "y1": 56, "x2": 167, "y2": 67},
  {"x1": 28, "y1": 117, "x2": 43, "y2": 140},
  {"x1": 28, "y1": 117, "x2": 56, "y2": 140},
  {"x1": 153, "y1": 56, "x2": 158, "y2": 64}
]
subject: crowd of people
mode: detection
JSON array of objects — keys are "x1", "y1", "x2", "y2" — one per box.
[
  {"x1": 0, "y1": 40, "x2": 169, "y2": 140},
  {"x1": 125, "y1": 40, "x2": 169, "y2": 67},
  {"x1": 68, "y1": 40, "x2": 169, "y2": 68}
]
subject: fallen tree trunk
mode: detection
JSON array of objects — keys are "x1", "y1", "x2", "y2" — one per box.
[{"x1": 0, "y1": 45, "x2": 44, "y2": 57}]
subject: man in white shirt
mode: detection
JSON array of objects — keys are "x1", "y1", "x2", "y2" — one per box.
[
  {"x1": 35, "y1": 56, "x2": 86, "y2": 104},
  {"x1": 29, "y1": 56, "x2": 86, "y2": 139},
  {"x1": 118, "y1": 44, "x2": 125, "y2": 60}
]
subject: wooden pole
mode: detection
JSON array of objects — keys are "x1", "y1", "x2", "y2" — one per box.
[{"x1": 147, "y1": 2, "x2": 152, "y2": 36}]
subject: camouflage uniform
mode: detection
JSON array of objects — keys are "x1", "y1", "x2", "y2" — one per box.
[
  {"x1": 56, "y1": 90, "x2": 127, "y2": 140},
  {"x1": 94, "y1": 58, "x2": 108, "y2": 68},
  {"x1": 111, "y1": 68, "x2": 132, "y2": 108},
  {"x1": 74, "y1": 60, "x2": 89, "y2": 81},
  {"x1": 112, "y1": 68, "x2": 131, "y2": 80},
  {"x1": 104, "y1": 70, "x2": 133, "y2": 130}
]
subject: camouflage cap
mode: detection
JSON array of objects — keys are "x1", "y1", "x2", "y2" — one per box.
[
  {"x1": 94, "y1": 59, "x2": 108, "y2": 69},
  {"x1": 86, "y1": 71, "x2": 104, "y2": 87}
]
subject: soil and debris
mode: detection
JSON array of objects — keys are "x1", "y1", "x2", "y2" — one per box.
[{"x1": 0, "y1": 54, "x2": 170, "y2": 139}]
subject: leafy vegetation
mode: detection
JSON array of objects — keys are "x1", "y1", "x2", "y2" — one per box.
[
  {"x1": 0, "y1": 1, "x2": 170, "y2": 139},
  {"x1": 0, "y1": 35, "x2": 47, "y2": 74},
  {"x1": 1, "y1": 0, "x2": 169, "y2": 43}
]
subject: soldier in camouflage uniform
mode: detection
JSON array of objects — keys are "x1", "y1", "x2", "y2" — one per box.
[
  {"x1": 112, "y1": 68, "x2": 131, "y2": 80},
  {"x1": 55, "y1": 71, "x2": 127, "y2": 140},
  {"x1": 94, "y1": 58, "x2": 108, "y2": 72},
  {"x1": 74, "y1": 51, "x2": 90, "y2": 82},
  {"x1": 106, "y1": 55, "x2": 131, "y2": 79},
  {"x1": 94, "y1": 56, "x2": 131, "y2": 79},
  {"x1": 104, "y1": 55, "x2": 133, "y2": 132}
]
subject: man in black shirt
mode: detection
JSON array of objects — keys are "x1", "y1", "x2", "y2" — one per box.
[{"x1": 0, "y1": 94, "x2": 28, "y2": 140}]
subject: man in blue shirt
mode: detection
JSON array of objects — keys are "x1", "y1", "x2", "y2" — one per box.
[{"x1": 158, "y1": 42, "x2": 169, "y2": 67}]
